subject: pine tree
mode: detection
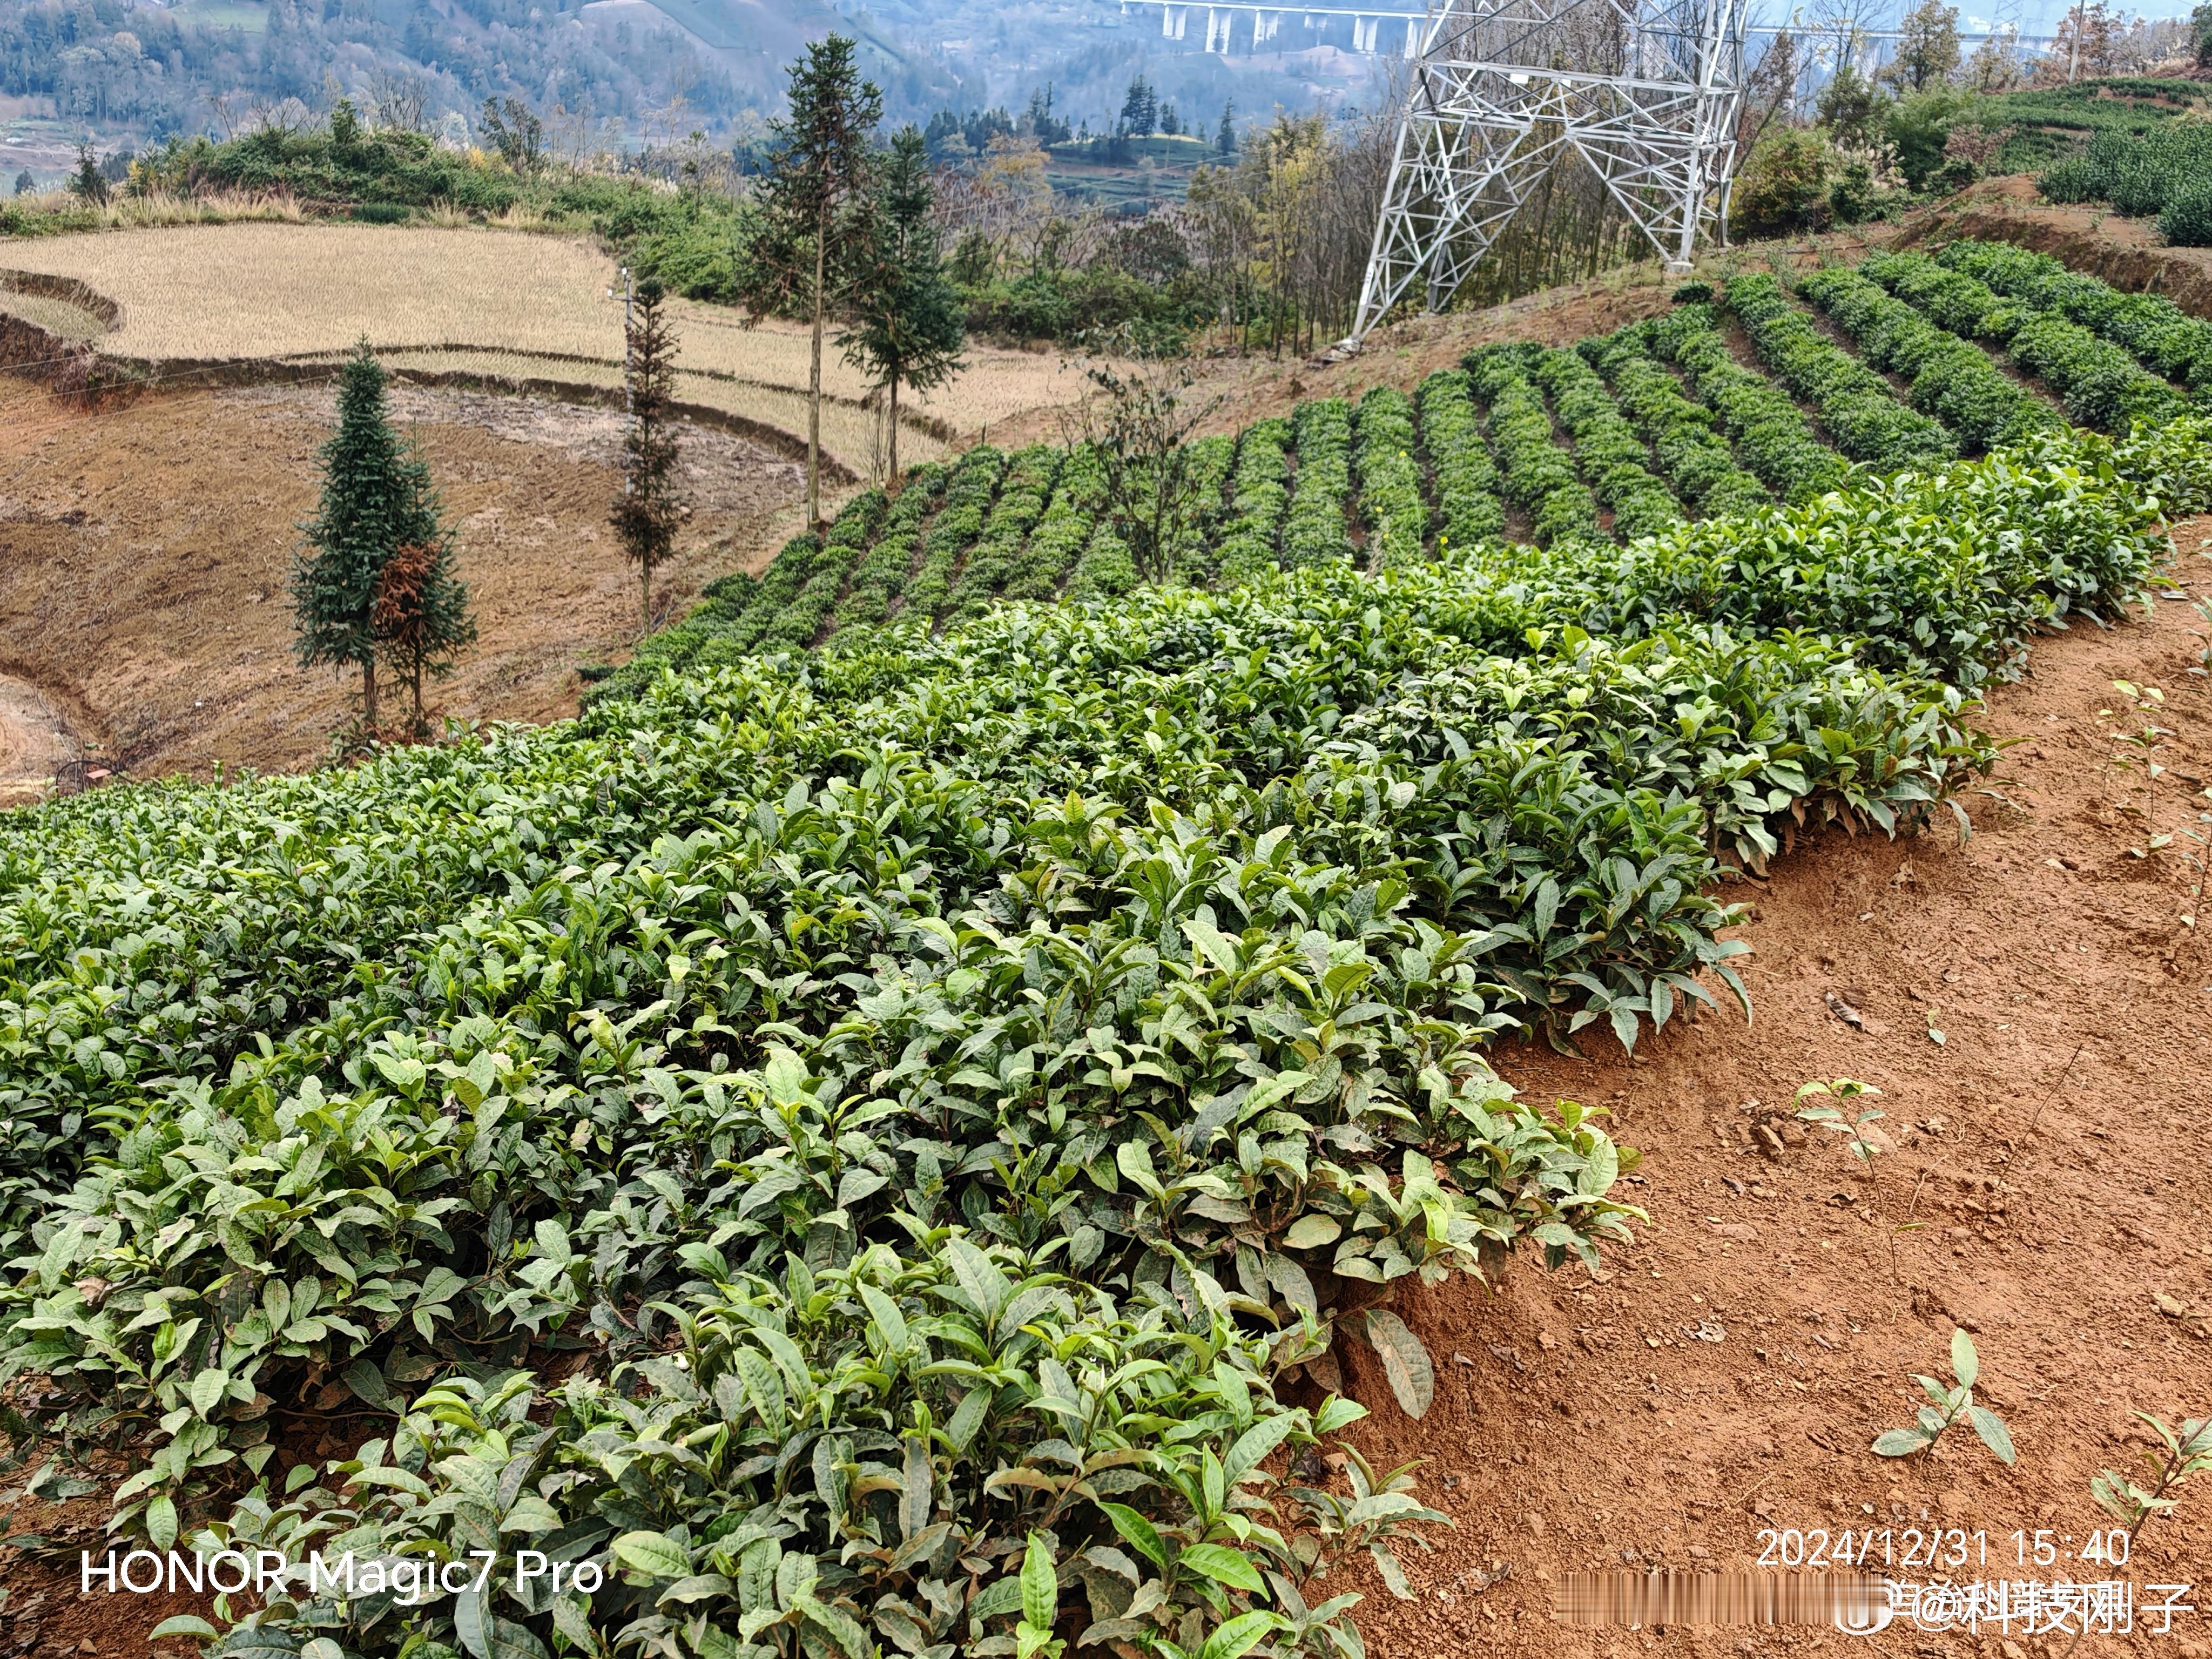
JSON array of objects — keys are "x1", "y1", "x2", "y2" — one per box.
[
  {"x1": 292, "y1": 342, "x2": 444, "y2": 737},
  {"x1": 1217, "y1": 102, "x2": 1236, "y2": 154},
  {"x1": 372, "y1": 535, "x2": 476, "y2": 739},
  {"x1": 737, "y1": 36, "x2": 882, "y2": 529},
  {"x1": 611, "y1": 278, "x2": 685, "y2": 633},
  {"x1": 841, "y1": 126, "x2": 967, "y2": 483}
]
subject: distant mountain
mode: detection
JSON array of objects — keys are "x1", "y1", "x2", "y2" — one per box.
[
  {"x1": 0, "y1": 0, "x2": 1375, "y2": 174},
  {"x1": 0, "y1": 0, "x2": 961, "y2": 157}
]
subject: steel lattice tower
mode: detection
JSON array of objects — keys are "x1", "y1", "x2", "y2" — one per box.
[{"x1": 1347, "y1": 0, "x2": 1747, "y2": 342}]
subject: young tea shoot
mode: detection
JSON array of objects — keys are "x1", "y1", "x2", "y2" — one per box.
[
  {"x1": 1874, "y1": 1328, "x2": 2016, "y2": 1465},
  {"x1": 2090, "y1": 1413, "x2": 2212, "y2": 1547}
]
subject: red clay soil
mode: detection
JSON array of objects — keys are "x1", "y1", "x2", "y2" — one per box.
[
  {"x1": 0, "y1": 376, "x2": 807, "y2": 783},
  {"x1": 1323, "y1": 539, "x2": 2212, "y2": 1657}
]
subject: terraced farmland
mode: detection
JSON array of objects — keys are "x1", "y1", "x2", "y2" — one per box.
[{"x1": 596, "y1": 242, "x2": 2212, "y2": 701}]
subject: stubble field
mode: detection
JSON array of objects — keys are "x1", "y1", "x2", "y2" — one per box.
[{"x1": 0, "y1": 222, "x2": 1094, "y2": 471}]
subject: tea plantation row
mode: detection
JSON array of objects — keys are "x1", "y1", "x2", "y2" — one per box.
[{"x1": 592, "y1": 244, "x2": 2209, "y2": 702}]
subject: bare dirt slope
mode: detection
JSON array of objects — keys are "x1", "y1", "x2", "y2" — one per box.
[
  {"x1": 1321, "y1": 549, "x2": 2212, "y2": 1657},
  {"x1": 0, "y1": 377, "x2": 807, "y2": 780}
]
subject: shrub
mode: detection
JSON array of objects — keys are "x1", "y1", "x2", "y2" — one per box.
[
  {"x1": 1354, "y1": 386, "x2": 1429, "y2": 569},
  {"x1": 1729, "y1": 126, "x2": 1832, "y2": 239},
  {"x1": 0, "y1": 426, "x2": 2168, "y2": 1659},
  {"x1": 2161, "y1": 183, "x2": 2212, "y2": 247},
  {"x1": 1416, "y1": 368, "x2": 1507, "y2": 551},
  {"x1": 1002, "y1": 447, "x2": 1103, "y2": 600},
  {"x1": 1282, "y1": 398, "x2": 1354, "y2": 566},
  {"x1": 1532, "y1": 347, "x2": 1684, "y2": 539},
  {"x1": 1644, "y1": 306, "x2": 1847, "y2": 502},
  {"x1": 839, "y1": 464, "x2": 949, "y2": 624},
  {"x1": 1467, "y1": 345, "x2": 1602, "y2": 544},
  {"x1": 943, "y1": 445, "x2": 1064, "y2": 624},
  {"x1": 1169, "y1": 432, "x2": 1240, "y2": 583},
  {"x1": 1932, "y1": 237, "x2": 2212, "y2": 393},
  {"x1": 1215, "y1": 417, "x2": 1294, "y2": 579},
  {"x1": 1800, "y1": 262, "x2": 2062, "y2": 453},
  {"x1": 1583, "y1": 331, "x2": 1770, "y2": 518},
  {"x1": 898, "y1": 445, "x2": 1008, "y2": 621}
]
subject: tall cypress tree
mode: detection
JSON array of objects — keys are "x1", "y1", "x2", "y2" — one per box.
[
  {"x1": 611, "y1": 278, "x2": 685, "y2": 633},
  {"x1": 293, "y1": 343, "x2": 443, "y2": 737},
  {"x1": 841, "y1": 126, "x2": 966, "y2": 483},
  {"x1": 737, "y1": 35, "x2": 881, "y2": 528}
]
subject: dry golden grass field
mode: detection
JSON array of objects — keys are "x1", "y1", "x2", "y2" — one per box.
[{"x1": 0, "y1": 222, "x2": 1092, "y2": 469}]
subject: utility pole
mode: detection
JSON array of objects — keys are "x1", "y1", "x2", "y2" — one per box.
[{"x1": 2067, "y1": 0, "x2": 2083, "y2": 80}]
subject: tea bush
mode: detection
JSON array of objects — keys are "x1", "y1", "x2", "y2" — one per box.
[
  {"x1": 0, "y1": 415, "x2": 2173, "y2": 1659},
  {"x1": 1862, "y1": 250, "x2": 2187, "y2": 433},
  {"x1": 1581, "y1": 331, "x2": 1770, "y2": 518},
  {"x1": 1353, "y1": 387, "x2": 1428, "y2": 570},
  {"x1": 1643, "y1": 304, "x2": 1848, "y2": 502},
  {"x1": 1215, "y1": 419, "x2": 1294, "y2": 582},
  {"x1": 1282, "y1": 400, "x2": 1354, "y2": 568},
  {"x1": 1466, "y1": 345, "x2": 1602, "y2": 545},
  {"x1": 1799, "y1": 264, "x2": 2064, "y2": 453},
  {"x1": 1722, "y1": 273, "x2": 1958, "y2": 470},
  {"x1": 1530, "y1": 347, "x2": 1683, "y2": 540},
  {"x1": 1931, "y1": 238, "x2": 2212, "y2": 393},
  {"x1": 1414, "y1": 369, "x2": 1506, "y2": 551}
]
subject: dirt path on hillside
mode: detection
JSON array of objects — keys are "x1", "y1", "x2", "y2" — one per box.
[
  {"x1": 1310, "y1": 544, "x2": 2212, "y2": 1657},
  {"x1": 0, "y1": 377, "x2": 807, "y2": 785}
]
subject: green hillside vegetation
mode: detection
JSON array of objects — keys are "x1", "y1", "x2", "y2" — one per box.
[
  {"x1": 597, "y1": 247, "x2": 2212, "y2": 697},
  {"x1": 1, "y1": 241, "x2": 2209, "y2": 1659}
]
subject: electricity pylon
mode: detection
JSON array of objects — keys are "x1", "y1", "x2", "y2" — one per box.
[{"x1": 1347, "y1": 0, "x2": 1748, "y2": 342}]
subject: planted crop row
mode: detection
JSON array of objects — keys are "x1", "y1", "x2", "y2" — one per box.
[
  {"x1": 2037, "y1": 122, "x2": 2212, "y2": 244},
  {"x1": 1641, "y1": 302, "x2": 1847, "y2": 502},
  {"x1": 1414, "y1": 368, "x2": 1506, "y2": 551},
  {"x1": 1860, "y1": 249, "x2": 2186, "y2": 434},
  {"x1": 1355, "y1": 385, "x2": 1429, "y2": 569},
  {"x1": 1530, "y1": 346, "x2": 1684, "y2": 540},
  {"x1": 1933, "y1": 237, "x2": 2212, "y2": 396},
  {"x1": 1799, "y1": 263, "x2": 2063, "y2": 453},
  {"x1": 1723, "y1": 273, "x2": 1959, "y2": 470},
  {"x1": 897, "y1": 443, "x2": 1008, "y2": 621},
  {"x1": 1169, "y1": 431, "x2": 1239, "y2": 584},
  {"x1": 1214, "y1": 415, "x2": 1292, "y2": 579},
  {"x1": 1000, "y1": 446, "x2": 1101, "y2": 601},
  {"x1": 584, "y1": 486, "x2": 903, "y2": 703},
  {"x1": 1581, "y1": 331, "x2": 1770, "y2": 518},
  {"x1": 1283, "y1": 396, "x2": 1353, "y2": 565},
  {"x1": 1467, "y1": 343, "x2": 1603, "y2": 545},
  {"x1": 941, "y1": 444, "x2": 1064, "y2": 626},
  {"x1": 834, "y1": 462, "x2": 947, "y2": 625},
  {"x1": 1061, "y1": 520, "x2": 1137, "y2": 599}
]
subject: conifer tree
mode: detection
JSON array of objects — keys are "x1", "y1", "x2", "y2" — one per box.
[
  {"x1": 611, "y1": 278, "x2": 685, "y2": 633},
  {"x1": 842, "y1": 126, "x2": 966, "y2": 483},
  {"x1": 292, "y1": 342, "x2": 446, "y2": 737},
  {"x1": 738, "y1": 35, "x2": 882, "y2": 528}
]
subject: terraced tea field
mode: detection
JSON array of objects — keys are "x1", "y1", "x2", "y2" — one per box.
[{"x1": 597, "y1": 240, "x2": 2212, "y2": 699}]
